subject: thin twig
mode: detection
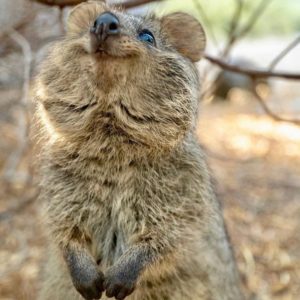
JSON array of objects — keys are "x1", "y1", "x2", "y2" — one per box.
[
  {"x1": 32, "y1": 0, "x2": 161, "y2": 8},
  {"x1": 228, "y1": 0, "x2": 244, "y2": 38},
  {"x1": 2, "y1": 30, "x2": 32, "y2": 181},
  {"x1": 116, "y1": 0, "x2": 161, "y2": 9},
  {"x1": 192, "y1": 0, "x2": 219, "y2": 49},
  {"x1": 222, "y1": 0, "x2": 244, "y2": 57},
  {"x1": 0, "y1": 231, "x2": 29, "y2": 279},
  {"x1": 239, "y1": 0, "x2": 273, "y2": 38},
  {"x1": 222, "y1": 0, "x2": 273, "y2": 57},
  {"x1": 269, "y1": 35, "x2": 300, "y2": 71},
  {"x1": 204, "y1": 54, "x2": 300, "y2": 80},
  {"x1": 251, "y1": 79, "x2": 300, "y2": 125},
  {"x1": 59, "y1": 7, "x2": 66, "y2": 34},
  {"x1": 32, "y1": 0, "x2": 87, "y2": 7},
  {"x1": 0, "y1": 190, "x2": 38, "y2": 221}
]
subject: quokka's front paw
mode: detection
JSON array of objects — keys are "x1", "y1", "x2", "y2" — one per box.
[
  {"x1": 72, "y1": 267, "x2": 104, "y2": 300},
  {"x1": 104, "y1": 266, "x2": 136, "y2": 300}
]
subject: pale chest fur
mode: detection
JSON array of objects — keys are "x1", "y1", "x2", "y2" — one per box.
[
  {"x1": 44, "y1": 141, "x2": 213, "y2": 270},
  {"x1": 72, "y1": 159, "x2": 141, "y2": 269}
]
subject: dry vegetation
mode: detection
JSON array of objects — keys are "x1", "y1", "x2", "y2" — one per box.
[
  {"x1": 198, "y1": 100, "x2": 300, "y2": 300},
  {"x1": 0, "y1": 1, "x2": 299, "y2": 299}
]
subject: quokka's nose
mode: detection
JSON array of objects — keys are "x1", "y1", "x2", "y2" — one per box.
[{"x1": 91, "y1": 12, "x2": 120, "y2": 41}]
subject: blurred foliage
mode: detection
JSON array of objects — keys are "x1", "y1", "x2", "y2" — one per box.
[{"x1": 156, "y1": 0, "x2": 300, "y2": 38}]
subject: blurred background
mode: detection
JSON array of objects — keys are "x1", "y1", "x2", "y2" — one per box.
[{"x1": 0, "y1": 0, "x2": 299, "y2": 299}]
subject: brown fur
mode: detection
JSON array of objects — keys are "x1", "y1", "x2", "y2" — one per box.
[{"x1": 33, "y1": 1, "x2": 243, "y2": 299}]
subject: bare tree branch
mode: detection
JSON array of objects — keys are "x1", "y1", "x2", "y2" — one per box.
[
  {"x1": 192, "y1": 0, "x2": 219, "y2": 49},
  {"x1": 116, "y1": 0, "x2": 161, "y2": 9},
  {"x1": 204, "y1": 54, "x2": 300, "y2": 81},
  {"x1": 0, "y1": 231, "x2": 29, "y2": 280},
  {"x1": 32, "y1": 0, "x2": 161, "y2": 8},
  {"x1": 239, "y1": 0, "x2": 273, "y2": 37},
  {"x1": 222, "y1": 0, "x2": 244, "y2": 56},
  {"x1": 31, "y1": 0, "x2": 86, "y2": 6},
  {"x1": 0, "y1": 190, "x2": 38, "y2": 221},
  {"x1": 269, "y1": 35, "x2": 300, "y2": 71},
  {"x1": 228, "y1": 0, "x2": 244, "y2": 38},
  {"x1": 251, "y1": 79, "x2": 300, "y2": 125},
  {"x1": 2, "y1": 30, "x2": 32, "y2": 182},
  {"x1": 222, "y1": 0, "x2": 273, "y2": 57}
]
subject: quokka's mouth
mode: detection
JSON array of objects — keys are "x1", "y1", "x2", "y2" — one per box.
[{"x1": 95, "y1": 48, "x2": 109, "y2": 55}]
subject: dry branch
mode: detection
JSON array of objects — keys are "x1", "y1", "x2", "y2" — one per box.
[
  {"x1": 227, "y1": 0, "x2": 243, "y2": 38},
  {"x1": 204, "y1": 54, "x2": 300, "y2": 81},
  {"x1": 238, "y1": 0, "x2": 273, "y2": 38},
  {"x1": 222, "y1": 0, "x2": 273, "y2": 57},
  {"x1": 32, "y1": 0, "x2": 85, "y2": 6},
  {"x1": 269, "y1": 35, "x2": 300, "y2": 71},
  {"x1": 192, "y1": 0, "x2": 219, "y2": 49},
  {"x1": 116, "y1": 0, "x2": 161, "y2": 9},
  {"x1": 2, "y1": 30, "x2": 32, "y2": 182},
  {"x1": 32, "y1": 0, "x2": 161, "y2": 8},
  {"x1": 222, "y1": 0, "x2": 244, "y2": 56},
  {"x1": 0, "y1": 231, "x2": 29, "y2": 280},
  {"x1": 251, "y1": 80, "x2": 300, "y2": 125},
  {"x1": 204, "y1": 52, "x2": 300, "y2": 124}
]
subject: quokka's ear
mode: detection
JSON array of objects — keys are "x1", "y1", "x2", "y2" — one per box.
[
  {"x1": 67, "y1": 0, "x2": 106, "y2": 35},
  {"x1": 161, "y1": 13, "x2": 206, "y2": 62}
]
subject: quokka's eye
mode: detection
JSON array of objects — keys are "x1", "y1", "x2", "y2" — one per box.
[{"x1": 138, "y1": 29, "x2": 156, "y2": 45}]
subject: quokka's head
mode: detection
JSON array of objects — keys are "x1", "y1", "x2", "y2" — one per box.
[{"x1": 35, "y1": 0, "x2": 206, "y2": 156}]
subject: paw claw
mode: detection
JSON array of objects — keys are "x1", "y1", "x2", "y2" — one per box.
[
  {"x1": 73, "y1": 270, "x2": 104, "y2": 300},
  {"x1": 104, "y1": 275, "x2": 135, "y2": 299}
]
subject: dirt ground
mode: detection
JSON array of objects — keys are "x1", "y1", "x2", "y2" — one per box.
[{"x1": 198, "y1": 100, "x2": 300, "y2": 300}]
